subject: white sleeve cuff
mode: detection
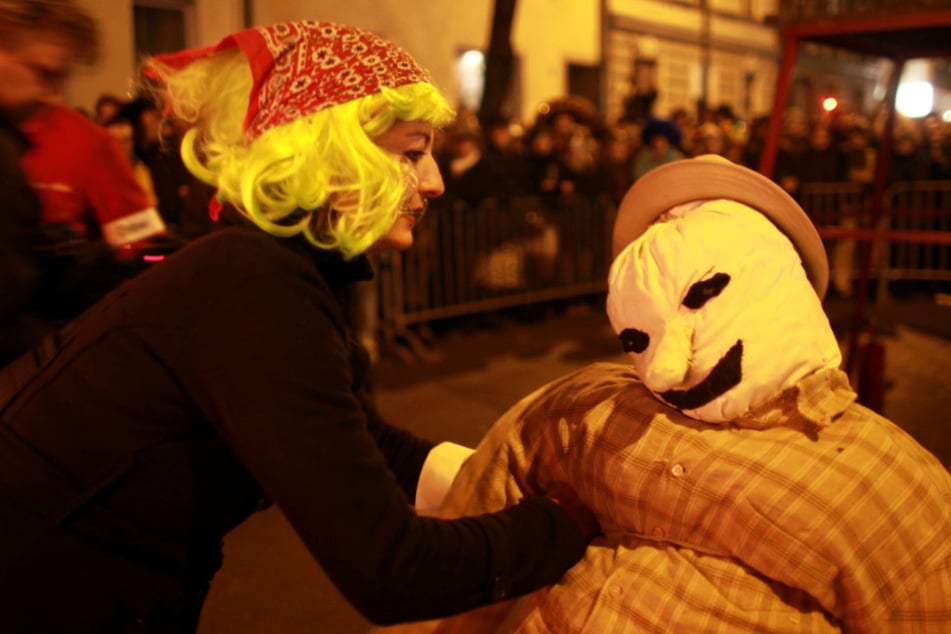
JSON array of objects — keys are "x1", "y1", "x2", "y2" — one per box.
[
  {"x1": 414, "y1": 441, "x2": 475, "y2": 516},
  {"x1": 101, "y1": 207, "x2": 167, "y2": 246}
]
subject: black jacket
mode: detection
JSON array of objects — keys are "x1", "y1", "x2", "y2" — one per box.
[
  {"x1": 0, "y1": 210, "x2": 584, "y2": 632},
  {"x1": 0, "y1": 111, "x2": 48, "y2": 366}
]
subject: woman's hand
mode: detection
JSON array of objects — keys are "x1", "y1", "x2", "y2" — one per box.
[{"x1": 547, "y1": 484, "x2": 601, "y2": 542}]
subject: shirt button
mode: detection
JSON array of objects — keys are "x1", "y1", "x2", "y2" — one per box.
[
  {"x1": 670, "y1": 463, "x2": 686, "y2": 477},
  {"x1": 653, "y1": 526, "x2": 666, "y2": 538}
]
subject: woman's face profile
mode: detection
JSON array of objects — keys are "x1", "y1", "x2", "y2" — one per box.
[{"x1": 370, "y1": 119, "x2": 444, "y2": 252}]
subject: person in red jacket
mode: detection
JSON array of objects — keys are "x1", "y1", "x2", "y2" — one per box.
[
  {"x1": 21, "y1": 104, "x2": 167, "y2": 246},
  {"x1": 0, "y1": 20, "x2": 598, "y2": 633},
  {"x1": 0, "y1": 0, "x2": 99, "y2": 364},
  {"x1": 20, "y1": 104, "x2": 170, "y2": 320}
]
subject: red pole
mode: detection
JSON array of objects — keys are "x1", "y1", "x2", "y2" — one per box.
[
  {"x1": 845, "y1": 56, "x2": 904, "y2": 413},
  {"x1": 759, "y1": 29, "x2": 798, "y2": 178}
]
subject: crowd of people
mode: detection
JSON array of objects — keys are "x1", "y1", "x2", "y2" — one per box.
[
  {"x1": 427, "y1": 99, "x2": 951, "y2": 301},
  {"x1": 10, "y1": 30, "x2": 951, "y2": 356},
  {"x1": 64, "y1": 91, "x2": 951, "y2": 245},
  {"x1": 432, "y1": 98, "x2": 951, "y2": 213}
]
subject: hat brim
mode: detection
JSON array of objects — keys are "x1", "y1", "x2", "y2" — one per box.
[{"x1": 612, "y1": 155, "x2": 829, "y2": 298}]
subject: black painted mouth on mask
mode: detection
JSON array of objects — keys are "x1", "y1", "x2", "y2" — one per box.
[{"x1": 660, "y1": 339, "x2": 743, "y2": 410}]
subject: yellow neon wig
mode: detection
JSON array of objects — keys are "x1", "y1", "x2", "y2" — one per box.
[{"x1": 149, "y1": 49, "x2": 454, "y2": 258}]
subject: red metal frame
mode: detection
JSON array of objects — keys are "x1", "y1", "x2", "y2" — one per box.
[
  {"x1": 760, "y1": 11, "x2": 951, "y2": 179},
  {"x1": 759, "y1": 9, "x2": 951, "y2": 408}
]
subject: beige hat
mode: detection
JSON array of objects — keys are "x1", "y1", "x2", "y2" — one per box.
[{"x1": 612, "y1": 154, "x2": 829, "y2": 298}]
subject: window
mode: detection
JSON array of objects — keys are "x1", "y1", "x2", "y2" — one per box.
[
  {"x1": 454, "y1": 48, "x2": 522, "y2": 120},
  {"x1": 568, "y1": 63, "x2": 601, "y2": 109},
  {"x1": 457, "y1": 49, "x2": 486, "y2": 113},
  {"x1": 133, "y1": 0, "x2": 194, "y2": 63}
]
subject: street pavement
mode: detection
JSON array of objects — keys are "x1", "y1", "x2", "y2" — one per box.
[{"x1": 197, "y1": 290, "x2": 951, "y2": 634}]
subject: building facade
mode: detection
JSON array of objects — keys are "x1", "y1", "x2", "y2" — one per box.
[
  {"x1": 73, "y1": 0, "x2": 783, "y2": 128},
  {"x1": 71, "y1": 0, "x2": 947, "y2": 131}
]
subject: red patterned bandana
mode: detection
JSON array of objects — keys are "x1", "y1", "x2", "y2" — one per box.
[{"x1": 152, "y1": 21, "x2": 430, "y2": 138}]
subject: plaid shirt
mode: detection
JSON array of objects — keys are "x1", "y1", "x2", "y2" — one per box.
[{"x1": 383, "y1": 363, "x2": 951, "y2": 633}]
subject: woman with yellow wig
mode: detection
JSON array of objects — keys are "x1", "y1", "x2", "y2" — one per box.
[{"x1": 0, "y1": 20, "x2": 597, "y2": 633}]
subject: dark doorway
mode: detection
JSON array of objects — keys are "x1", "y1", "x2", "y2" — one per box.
[
  {"x1": 133, "y1": 3, "x2": 190, "y2": 62},
  {"x1": 568, "y1": 63, "x2": 601, "y2": 111}
]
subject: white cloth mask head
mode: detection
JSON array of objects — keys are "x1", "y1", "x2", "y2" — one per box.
[{"x1": 606, "y1": 199, "x2": 841, "y2": 423}]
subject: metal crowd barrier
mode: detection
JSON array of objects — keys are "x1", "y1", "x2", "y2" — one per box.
[
  {"x1": 377, "y1": 194, "x2": 617, "y2": 351},
  {"x1": 376, "y1": 182, "x2": 950, "y2": 355},
  {"x1": 881, "y1": 181, "x2": 951, "y2": 286},
  {"x1": 798, "y1": 180, "x2": 951, "y2": 296},
  {"x1": 798, "y1": 179, "x2": 951, "y2": 412},
  {"x1": 798, "y1": 181, "x2": 874, "y2": 297}
]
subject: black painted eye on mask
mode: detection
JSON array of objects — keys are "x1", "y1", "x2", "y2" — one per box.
[
  {"x1": 619, "y1": 328, "x2": 649, "y2": 353},
  {"x1": 683, "y1": 273, "x2": 731, "y2": 309}
]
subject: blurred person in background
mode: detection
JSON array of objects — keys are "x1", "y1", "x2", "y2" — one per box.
[
  {"x1": 480, "y1": 114, "x2": 526, "y2": 200},
  {"x1": 524, "y1": 124, "x2": 563, "y2": 203},
  {"x1": 20, "y1": 103, "x2": 169, "y2": 322},
  {"x1": 152, "y1": 114, "x2": 196, "y2": 232},
  {"x1": 103, "y1": 109, "x2": 160, "y2": 207},
  {"x1": 115, "y1": 96, "x2": 195, "y2": 233},
  {"x1": 800, "y1": 122, "x2": 846, "y2": 186},
  {"x1": 741, "y1": 114, "x2": 771, "y2": 170},
  {"x1": 888, "y1": 122, "x2": 930, "y2": 184},
  {"x1": 436, "y1": 123, "x2": 488, "y2": 207},
  {"x1": 843, "y1": 121, "x2": 877, "y2": 187},
  {"x1": 556, "y1": 123, "x2": 603, "y2": 196},
  {"x1": 830, "y1": 122, "x2": 878, "y2": 298},
  {"x1": 549, "y1": 110, "x2": 580, "y2": 156},
  {"x1": 773, "y1": 107, "x2": 810, "y2": 199},
  {"x1": 600, "y1": 125, "x2": 636, "y2": 204},
  {"x1": 615, "y1": 114, "x2": 644, "y2": 161},
  {"x1": 711, "y1": 104, "x2": 744, "y2": 155},
  {"x1": 632, "y1": 117, "x2": 684, "y2": 180},
  {"x1": 923, "y1": 114, "x2": 951, "y2": 179},
  {"x1": 691, "y1": 121, "x2": 726, "y2": 157},
  {"x1": 669, "y1": 106, "x2": 693, "y2": 155},
  {"x1": 93, "y1": 92, "x2": 123, "y2": 126},
  {"x1": 0, "y1": 0, "x2": 99, "y2": 365}
]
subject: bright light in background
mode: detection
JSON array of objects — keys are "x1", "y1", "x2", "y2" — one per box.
[
  {"x1": 460, "y1": 49, "x2": 485, "y2": 69},
  {"x1": 822, "y1": 97, "x2": 838, "y2": 112},
  {"x1": 896, "y1": 81, "x2": 934, "y2": 118},
  {"x1": 456, "y1": 49, "x2": 485, "y2": 112},
  {"x1": 943, "y1": 110, "x2": 951, "y2": 123}
]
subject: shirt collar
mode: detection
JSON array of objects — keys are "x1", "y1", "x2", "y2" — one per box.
[{"x1": 735, "y1": 368, "x2": 857, "y2": 431}]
